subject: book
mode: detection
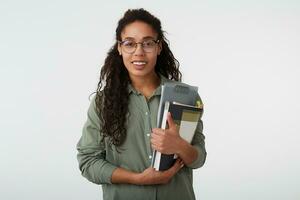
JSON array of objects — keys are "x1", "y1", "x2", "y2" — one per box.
[
  {"x1": 152, "y1": 101, "x2": 203, "y2": 171},
  {"x1": 156, "y1": 82, "x2": 199, "y2": 128},
  {"x1": 151, "y1": 82, "x2": 199, "y2": 168}
]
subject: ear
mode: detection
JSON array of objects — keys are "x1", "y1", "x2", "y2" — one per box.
[{"x1": 117, "y1": 43, "x2": 122, "y2": 56}]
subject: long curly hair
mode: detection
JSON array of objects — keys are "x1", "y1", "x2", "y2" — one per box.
[{"x1": 95, "y1": 8, "x2": 182, "y2": 147}]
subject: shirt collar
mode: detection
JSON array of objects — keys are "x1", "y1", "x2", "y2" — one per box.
[{"x1": 127, "y1": 73, "x2": 170, "y2": 96}]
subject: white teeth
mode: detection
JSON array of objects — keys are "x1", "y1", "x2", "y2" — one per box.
[{"x1": 132, "y1": 61, "x2": 146, "y2": 65}]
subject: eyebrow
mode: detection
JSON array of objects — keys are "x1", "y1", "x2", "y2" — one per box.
[{"x1": 122, "y1": 36, "x2": 156, "y2": 41}]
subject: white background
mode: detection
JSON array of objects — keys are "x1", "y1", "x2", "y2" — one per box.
[{"x1": 1, "y1": 0, "x2": 299, "y2": 200}]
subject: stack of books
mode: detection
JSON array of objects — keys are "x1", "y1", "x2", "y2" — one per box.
[{"x1": 151, "y1": 82, "x2": 203, "y2": 171}]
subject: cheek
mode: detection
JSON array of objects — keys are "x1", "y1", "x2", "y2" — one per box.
[
  {"x1": 122, "y1": 56, "x2": 139, "y2": 73},
  {"x1": 122, "y1": 55, "x2": 131, "y2": 67},
  {"x1": 149, "y1": 55, "x2": 158, "y2": 66}
]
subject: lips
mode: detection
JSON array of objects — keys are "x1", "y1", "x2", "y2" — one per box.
[
  {"x1": 131, "y1": 61, "x2": 147, "y2": 70},
  {"x1": 131, "y1": 61, "x2": 147, "y2": 65}
]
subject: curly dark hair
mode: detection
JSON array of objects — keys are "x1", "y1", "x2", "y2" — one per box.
[{"x1": 95, "y1": 8, "x2": 182, "y2": 147}]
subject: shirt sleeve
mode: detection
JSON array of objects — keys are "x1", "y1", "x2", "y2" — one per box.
[
  {"x1": 76, "y1": 95, "x2": 117, "y2": 185},
  {"x1": 186, "y1": 94, "x2": 207, "y2": 169}
]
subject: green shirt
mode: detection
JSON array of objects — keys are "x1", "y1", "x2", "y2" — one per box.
[{"x1": 76, "y1": 75, "x2": 206, "y2": 200}]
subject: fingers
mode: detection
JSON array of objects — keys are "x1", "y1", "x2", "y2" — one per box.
[
  {"x1": 175, "y1": 159, "x2": 185, "y2": 170},
  {"x1": 151, "y1": 133, "x2": 162, "y2": 150},
  {"x1": 151, "y1": 143, "x2": 160, "y2": 152},
  {"x1": 142, "y1": 159, "x2": 184, "y2": 185},
  {"x1": 174, "y1": 158, "x2": 184, "y2": 169},
  {"x1": 167, "y1": 159, "x2": 184, "y2": 175},
  {"x1": 152, "y1": 128, "x2": 165, "y2": 135},
  {"x1": 151, "y1": 129, "x2": 164, "y2": 151}
]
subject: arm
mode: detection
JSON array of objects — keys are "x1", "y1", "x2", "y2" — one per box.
[
  {"x1": 77, "y1": 96, "x2": 184, "y2": 185},
  {"x1": 184, "y1": 118, "x2": 206, "y2": 168},
  {"x1": 111, "y1": 159, "x2": 184, "y2": 185},
  {"x1": 76, "y1": 96, "x2": 117, "y2": 184},
  {"x1": 186, "y1": 94, "x2": 207, "y2": 168},
  {"x1": 151, "y1": 97, "x2": 206, "y2": 168},
  {"x1": 176, "y1": 137, "x2": 198, "y2": 166}
]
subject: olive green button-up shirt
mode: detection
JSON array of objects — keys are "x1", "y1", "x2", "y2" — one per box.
[{"x1": 77, "y1": 76, "x2": 206, "y2": 200}]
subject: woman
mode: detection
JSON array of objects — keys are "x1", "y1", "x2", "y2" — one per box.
[{"x1": 77, "y1": 8, "x2": 206, "y2": 200}]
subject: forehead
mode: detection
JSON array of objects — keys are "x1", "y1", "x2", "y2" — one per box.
[{"x1": 121, "y1": 21, "x2": 158, "y2": 41}]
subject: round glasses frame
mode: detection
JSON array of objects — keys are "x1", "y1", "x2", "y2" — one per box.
[{"x1": 118, "y1": 39, "x2": 160, "y2": 54}]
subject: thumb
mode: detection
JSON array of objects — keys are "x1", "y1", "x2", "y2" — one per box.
[{"x1": 167, "y1": 112, "x2": 176, "y2": 130}]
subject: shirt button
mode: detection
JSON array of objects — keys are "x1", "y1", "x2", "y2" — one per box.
[
  {"x1": 145, "y1": 112, "x2": 148, "y2": 115},
  {"x1": 149, "y1": 155, "x2": 152, "y2": 159},
  {"x1": 147, "y1": 133, "x2": 150, "y2": 137}
]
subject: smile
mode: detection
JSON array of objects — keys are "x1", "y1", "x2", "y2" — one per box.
[{"x1": 132, "y1": 61, "x2": 147, "y2": 65}]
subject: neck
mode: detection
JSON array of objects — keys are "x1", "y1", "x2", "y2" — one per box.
[{"x1": 130, "y1": 73, "x2": 160, "y2": 98}]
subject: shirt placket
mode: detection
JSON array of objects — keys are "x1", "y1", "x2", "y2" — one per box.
[{"x1": 139, "y1": 96, "x2": 154, "y2": 164}]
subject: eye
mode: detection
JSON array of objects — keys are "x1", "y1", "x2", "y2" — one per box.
[
  {"x1": 143, "y1": 40, "x2": 155, "y2": 47},
  {"x1": 122, "y1": 40, "x2": 135, "y2": 47}
]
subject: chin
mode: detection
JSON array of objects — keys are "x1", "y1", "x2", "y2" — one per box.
[{"x1": 128, "y1": 69, "x2": 154, "y2": 78}]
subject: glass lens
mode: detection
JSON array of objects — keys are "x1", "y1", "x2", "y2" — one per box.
[
  {"x1": 142, "y1": 40, "x2": 156, "y2": 52},
  {"x1": 121, "y1": 39, "x2": 157, "y2": 53},
  {"x1": 122, "y1": 40, "x2": 136, "y2": 53}
]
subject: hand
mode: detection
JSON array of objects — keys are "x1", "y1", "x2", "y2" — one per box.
[
  {"x1": 151, "y1": 112, "x2": 183, "y2": 154},
  {"x1": 136, "y1": 159, "x2": 184, "y2": 185}
]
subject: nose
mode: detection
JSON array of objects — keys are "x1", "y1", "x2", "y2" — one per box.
[{"x1": 134, "y1": 43, "x2": 145, "y2": 56}]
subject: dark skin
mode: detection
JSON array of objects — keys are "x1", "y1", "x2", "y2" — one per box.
[
  {"x1": 111, "y1": 159, "x2": 184, "y2": 185},
  {"x1": 151, "y1": 112, "x2": 198, "y2": 166},
  {"x1": 111, "y1": 112, "x2": 198, "y2": 185},
  {"x1": 111, "y1": 21, "x2": 198, "y2": 185},
  {"x1": 111, "y1": 76, "x2": 187, "y2": 185}
]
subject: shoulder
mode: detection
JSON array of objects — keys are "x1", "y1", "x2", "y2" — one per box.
[{"x1": 88, "y1": 92, "x2": 104, "y2": 115}]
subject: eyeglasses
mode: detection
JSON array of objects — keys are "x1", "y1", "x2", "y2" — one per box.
[{"x1": 118, "y1": 39, "x2": 160, "y2": 54}]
